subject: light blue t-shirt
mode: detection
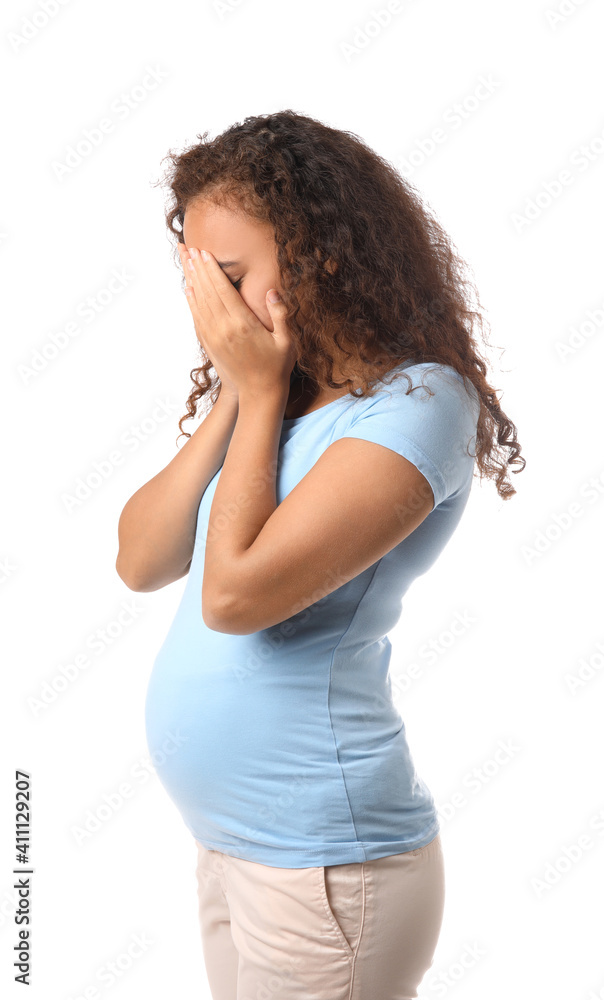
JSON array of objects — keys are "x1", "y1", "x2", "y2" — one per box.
[{"x1": 144, "y1": 360, "x2": 480, "y2": 868}]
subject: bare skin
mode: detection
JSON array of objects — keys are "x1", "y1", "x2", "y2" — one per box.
[
  {"x1": 115, "y1": 198, "x2": 435, "y2": 614},
  {"x1": 180, "y1": 197, "x2": 361, "y2": 418}
]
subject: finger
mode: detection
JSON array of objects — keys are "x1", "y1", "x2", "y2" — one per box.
[
  {"x1": 185, "y1": 289, "x2": 210, "y2": 354},
  {"x1": 190, "y1": 248, "x2": 256, "y2": 323},
  {"x1": 184, "y1": 249, "x2": 216, "y2": 337},
  {"x1": 202, "y1": 249, "x2": 258, "y2": 321},
  {"x1": 186, "y1": 247, "x2": 226, "y2": 324},
  {"x1": 178, "y1": 247, "x2": 196, "y2": 315},
  {"x1": 179, "y1": 253, "x2": 208, "y2": 347},
  {"x1": 179, "y1": 245, "x2": 199, "y2": 307},
  {"x1": 178, "y1": 243, "x2": 190, "y2": 280},
  {"x1": 178, "y1": 245, "x2": 196, "y2": 304}
]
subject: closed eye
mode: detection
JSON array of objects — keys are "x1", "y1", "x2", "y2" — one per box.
[{"x1": 231, "y1": 277, "x2": 243, "y2": 291}]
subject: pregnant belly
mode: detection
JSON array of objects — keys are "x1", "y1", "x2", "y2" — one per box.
[
  {"x1": 144, "y1": 648, "x2": 335, "y2": 819},
  {"x1": 144, "y1": 655, "x2": 237, "y2": 811},
  {"x1": 143, "y1": 641, "x2": 429, "y2": 849}
]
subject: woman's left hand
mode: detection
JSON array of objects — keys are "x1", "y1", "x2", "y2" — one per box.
[{"x1": 184, "y1": 246, "x2": 298, "y2": 397}]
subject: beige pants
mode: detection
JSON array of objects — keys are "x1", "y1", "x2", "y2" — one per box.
[{"x1": 194, "y1": 833, "x2": 445, "y2": 1000}]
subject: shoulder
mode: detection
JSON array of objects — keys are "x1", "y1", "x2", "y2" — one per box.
[
  {"x1": 345, "y1": 360, "x2": 480, "y2": 438},
  {"x1": 367, "y1": 360, "x2": 479, "y2": 409},
  {"x1": 335, "y1": 360, "x2": 480, "y2": 508}
]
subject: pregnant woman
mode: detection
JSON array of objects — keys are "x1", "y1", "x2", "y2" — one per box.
[{"x1": 116, "y1": 110, "x2": 524, "y2": 1000}]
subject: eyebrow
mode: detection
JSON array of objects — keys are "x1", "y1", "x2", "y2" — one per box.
[
  {"x1": 181, "y1": 234, "x2": 240, "y2": 269},
  {"x1": 182, "y1": 241, "x2": 240, "y2": 270}
]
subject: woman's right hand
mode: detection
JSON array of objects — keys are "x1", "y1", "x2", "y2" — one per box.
[{"x1": 178, "y1": 244, "x2": 240, "y2": 402}]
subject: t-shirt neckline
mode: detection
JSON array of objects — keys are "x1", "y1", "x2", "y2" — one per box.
[
  {"x1": 281, "y1": 393, "x2": 350, "y2": 425},
  {"x1": 281, "y1": 358, "x2": 420, "y2": 425}
]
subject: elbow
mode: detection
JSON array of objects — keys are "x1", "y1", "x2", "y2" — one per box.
[
  {"x1": 115, "y1": 555, "x2": 157, "y2": 593},
  {"x1": 115, "y1": 555, "x2": 139, "y2": 591},
  {"x1": 116, "y1": 554, "x2": 192, "y2": 592},
  {"x1": 201, "y1": 588, "x2": 254, "y2": 635}
]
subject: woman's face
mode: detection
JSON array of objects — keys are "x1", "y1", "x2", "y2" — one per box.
[{"x1": 181, "y1": 198, "x2": 283, "y2": 334}]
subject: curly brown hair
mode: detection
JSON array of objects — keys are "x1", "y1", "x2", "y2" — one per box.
[{"x1": 153, "y1": 109, "x2": 525, "y2": 501}]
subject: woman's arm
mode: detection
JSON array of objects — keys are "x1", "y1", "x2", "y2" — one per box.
[
  {"x1": 202, "y1": 386, "x2": 289, "y2": 625},
  {"x1": 201, "y1": 387, "x2": 434, "y2": 635},
  {"x1": 115, "y1": 391, "x2": 239, "y2": 592},
  {"x1": 179, "y1": 245, "x2": 434, "y2": 634}
]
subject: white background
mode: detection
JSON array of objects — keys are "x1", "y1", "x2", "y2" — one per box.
[{"x1": 2, "y1": 0, "x2": 604, "y2": 997}]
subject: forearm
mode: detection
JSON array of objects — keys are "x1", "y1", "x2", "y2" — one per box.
[
  {"x1": 202, "y1": 387, "x2": 288, "y2": 619},
  {"x1": 116, "y1": 391, "x2": 239, "y2": 591}
]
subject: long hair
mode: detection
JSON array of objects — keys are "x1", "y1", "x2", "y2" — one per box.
[{"x1": 154, "y1": 110, "x2": 525, "y2": 500}]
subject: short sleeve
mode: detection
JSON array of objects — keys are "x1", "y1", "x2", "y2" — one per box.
[{"x1": 337, "y1": 364, "x2": 480, "y2": 510}]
